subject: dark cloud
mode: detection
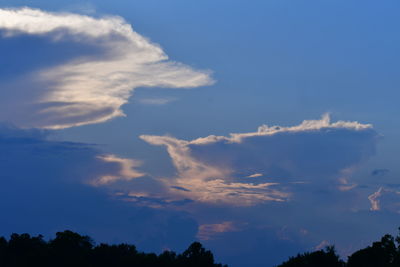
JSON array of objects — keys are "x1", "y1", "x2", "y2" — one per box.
[
  {"x1": 0, "y1": 125, "x2": 197, "y2": 252},
  {"x1": 371, "y1": 169, "x2": 389, "y2": 177}
]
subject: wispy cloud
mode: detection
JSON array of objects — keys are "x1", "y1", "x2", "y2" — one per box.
[
  {"x1": 188, "y1": 113, "x2": 371, "y2": 145},
  {"x1": 368, "y1": 187, "x2": 400, "y2": 212},
  {"x1": 197, "y1": 221, "x2": 240, "y2": 241},
  {"x1": 91, "y1": 154, "x2": 145, "y2": 186},
  {"x1": 246, "y1": 173, "x2": 263, "y2": 178},
  {"x1": 0, "y1": 8, "x2": 213, "y2": 129},
  {"x1": 138, "y1": 114, "x2": 377, "y2": 206},
  {"x1": 139, "y1": 134, "x2": 288, "y2": 206},
  {"x1": 139, "y1": 97, "x2": 177, "y2": 105}
]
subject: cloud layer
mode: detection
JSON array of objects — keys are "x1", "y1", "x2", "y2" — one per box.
[
  {"x1": 137, "y1": 114, "x2": 377, "y2": 206},
  {"x1": 0, "y1": 125, "x2": 198, "y2": 252},
  {"x1": 0, "y1": 8, "x2": 213, "y2": 129}
]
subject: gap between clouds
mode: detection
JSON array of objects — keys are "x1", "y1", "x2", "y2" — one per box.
[{"x1": 0, "y1": 7, "x2": 213, "y2": 129}]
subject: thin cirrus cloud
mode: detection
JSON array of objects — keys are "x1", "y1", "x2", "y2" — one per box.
[
  {"x1": 139, "y1": 97, "x2": 177, "y2": 105},
  {"x1": 137, "y1": 114, "x2": 378, "y2": 206},
  {"x1": 0, "y1": 7, "x2": 213, "y2": 129},
  {"x1": 246, "y1": 173, "x2": 263, "y2": 178}
]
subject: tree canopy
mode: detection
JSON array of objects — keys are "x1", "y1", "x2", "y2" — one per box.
[
  {"x1": 276, "y1": 228, "x2": 400, "y2": 267},
  {"x1": 2, "y1": 228, "x2": 400, "y2": 266},
  {"x1": 0, "y1": 230, "x2": 227, "y2": 267}
]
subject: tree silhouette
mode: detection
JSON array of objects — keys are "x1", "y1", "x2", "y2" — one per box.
[
  {"x1": 4, "y1": 228, "x2": 400, "y2": 266},
  {"x1": 6, "y1": 233, "x2": 48, "y2": 267},
  {"x1": 277, "y1": 227, "x2": 400, "y2": 267},
  {"x1": 347, "y1": 233, "x2": 399, "y2": 267},
  {"x1": 0, "y1": 230, "x2": 227, "y2": 267},
  {"x1": 48, "y1": 230, "x2": 94, "y2": 267},
  {"x1": 276, "y1": 246, "x2": 345, "y2": 267},
  {"x1": 178, "y1": 242, "x2": 227, "y2": 267}
]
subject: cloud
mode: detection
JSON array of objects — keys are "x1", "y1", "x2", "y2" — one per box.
[
  {"x1": 0, "y1": 118, "x2": 384, "y2": 267},
  {"x1": 368, "y1": 188, "x2": 383, "y2": 211},
  {"x1": 139, "y1": 134, "x2": 288, "y2": 206},
  {"x1": 91, "y1": 154, "x2": 145, "y2": 186},
  {"x1": 188, "y1": 113, "x2": 371, "y2": 144},
  {"x1": 0, "y1": 7, "x2": 213, "y2": 129},
  {"x1": 246, "y1": 173, "x2": 263, "y2": 178},
  {"x1": 0, "y1": 125, "x2": 198, "y2": 252},
  {"x1": 371, "y1": 168, "x2": 389, "y2": 177},
  {"x1": 368, "y1": 187, "x2": 400, "y2": 212},
  {"x1": 139, "y1": 114, "x2": 377, "y2": 206},
  {"x1": 197, "y1": 221, "x2": 240, "y2": 241},
  {"x1": 139, "y1": 97, "x2": 177, "y2": 105}
]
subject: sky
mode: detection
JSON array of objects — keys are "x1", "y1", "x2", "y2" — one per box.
[{"x1": 0, "y1": 1, "x2": 400, "y2": 266}]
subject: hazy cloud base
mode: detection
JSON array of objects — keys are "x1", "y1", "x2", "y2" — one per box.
[{"x1": 0, "y1": 125, "x2": 197, "y2": 252}]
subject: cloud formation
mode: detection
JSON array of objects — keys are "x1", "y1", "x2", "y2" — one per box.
[
  {"x1": 139, "y1": 134, "x2": 287, "y2": 206},
  {"x1": 91, "y1": 154, "x2": 145, "y2": 186},
  {"x1": 139, "y1": 114, "x2": 377, "y2": 206},
  {"x1": 368, "y1": 187, "x2": 400, "y2": 212},
  {"x1": 0, "y1": 7, "x2": 213, "y2": 129},
  {"x1": 197, "y1": 221, "x2": 239, "y2": 241},
  {"x1": 139, "y1": 97, "x2": 177, "y2": 105},
  {"x1": 0, "y1": 125, "x2": 198, "y2": 252}
]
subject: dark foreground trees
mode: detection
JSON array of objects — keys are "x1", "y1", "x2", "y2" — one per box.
[
  {"x1": 4, "y1": 229, "x2": 400, "y2": 267},
  {"x1": 0, "y1": 230, "x2": 227, "y2": 267},
  {"x1": 276, "y1": 228, "x2": 400, "y2": 267},
  {"x1": 346, "y1": 233, "x2": 400, "y2": 267},
  {"x1": 276, "y1": 246, "x2": 345, "y2": 267}
]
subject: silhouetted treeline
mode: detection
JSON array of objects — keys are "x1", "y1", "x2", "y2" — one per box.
[
  {"x1": 0, "y1": 230, "x2": 227, "y2": 267},
  {"x1": 276, "y1": 228, "x2": 400, "y2": 267}
]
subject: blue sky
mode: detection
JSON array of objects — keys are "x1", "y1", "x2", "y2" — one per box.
[{"x1": 1, "y1": 1, "x2": 400, "y2": 266}]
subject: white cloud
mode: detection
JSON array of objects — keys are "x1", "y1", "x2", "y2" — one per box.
[
  {"x1": 139, "y1": 115, "x2": 377, "y2": 206},
  {"x1": 140, "y1": 134, "x2": 288, "y2": 206},
  {"x1": 246, "y1": 173, "x2": 263, "y2": 178},
  {"x1": 91, "y1": 154, "x2": 145, "y2": 186},
  {"x1": 0, "y1": 7, "x2": 213, "y2": 129},
  {"x1": 368, "y1": 187, "x2": 400, "y2": 212},
  {"x1": 368, "y1": 187, "x2": 383, "y2": 211},
  {"x1": 189, "y1": 113, "x2": 371, "y2": 145},
  {"x1": 139, "y1": 97, "x2": 177, "y2": 105}
]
